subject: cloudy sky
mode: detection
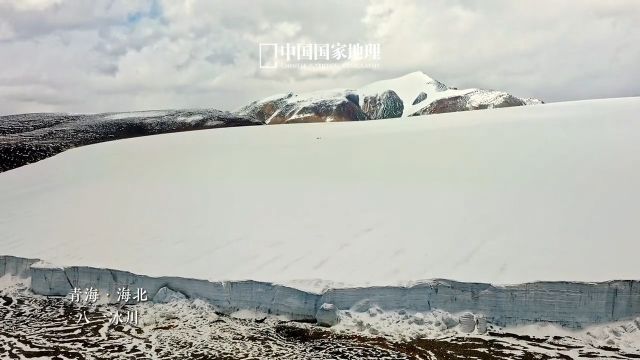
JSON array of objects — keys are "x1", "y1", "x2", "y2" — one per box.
[{"x1": 0, "y1": 0, "x2": 638, "y2": 115}]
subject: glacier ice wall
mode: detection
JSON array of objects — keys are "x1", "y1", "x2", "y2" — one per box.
[
  {"x1": 0, "y1": 255, "x2": 39, "y2": 278},
  {"x1": 2, "y1": 255, "x2": 638, "y2": 328},
  {"x1": 28, "y1": 265, "x2": 318, "y2": 320},
  {"x1": 319, "y1": 280, "x2": 640, "y2": 327}
]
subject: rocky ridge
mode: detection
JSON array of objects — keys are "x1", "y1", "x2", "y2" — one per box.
[
  {"x1": 237, "y1": 71, "x2": 543, "y2": 123},
  {"x1": 0, "y1": 109, "x2": 263, "y2": 173}
]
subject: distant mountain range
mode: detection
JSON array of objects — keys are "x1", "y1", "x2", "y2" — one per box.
[
  {"x1": 0, "y1": 72, "x2": 543, "y2": 172},
  {"x1": 236, "y1": 71, "x2": 543, "y2": 124}
]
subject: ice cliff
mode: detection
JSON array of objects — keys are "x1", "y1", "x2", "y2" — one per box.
[{"x1": 2, "y1": 255, "x2": 638, "y2": 329}]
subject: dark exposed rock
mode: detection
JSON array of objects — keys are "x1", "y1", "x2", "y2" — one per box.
[
  {"x1": 345, "y1": 93, "x2": 360, "y2": 106},
  {"x1": 0, "y1": 109, "x2": 263, "y2": 172},
  {"x1": 480, "y1": 94, "x2": 527, "y2": 109},
  {"x1": 283, "y1": 99, "x2": 367, "y2": 124},
  {"x1": 237, "y1": 92, "x2": 368, "y2": 124},
  {"x1": 239, "y1": 72, "x2": 542, "y2": 123},
  {"x1": 411, "y1": 95, "x2": 469, "y2": 115},
  {"x1": 238, "y1": 93, "x2": 294, "y2": 122},
  {"x1": 362, "y1": 90, "x2": 404, "y2": 119},
  {"x1": 410, "y1": 91, "x2": 527, "y2": 116},
  {"x1": 412, "y1": 92, "x2": 428, "y2": 105}
]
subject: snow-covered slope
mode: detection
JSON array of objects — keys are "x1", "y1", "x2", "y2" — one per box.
[
  {"x1": 1, "y1": 97, "x2": 638, "y2": 288},
  {"x1": 237, "y1": 71, "x2": 542, "y2": 123}
]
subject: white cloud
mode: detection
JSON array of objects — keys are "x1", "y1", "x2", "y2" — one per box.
[
  {"x1": 362, "y1": 0, "x2": 640, "y2": 102},
  {"x1": 0, "y1": 0, "x2": 638, "y2": 115},
  {"x1": 0, "y1": 0, "x2": 62, "y2": 12}
]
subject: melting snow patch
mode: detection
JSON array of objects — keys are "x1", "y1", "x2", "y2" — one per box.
[
  {"x1": 176, "y1": 114, "x2": 204, "y2": 122},
  {"x1": 105, "y1": 111, "x2": 168, "y2": 120}
]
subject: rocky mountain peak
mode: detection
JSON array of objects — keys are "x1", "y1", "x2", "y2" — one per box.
[{"x1": 236, "y1": 72, "x2": 543, "y2": 124}]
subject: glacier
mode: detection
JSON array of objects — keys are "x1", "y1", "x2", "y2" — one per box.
[
  {"x1": 2, "y1": 255, "x2": 639, "y2": 329},
  {"x1": 1, "y1": 98, "x2": 639, "y2": 285},
  {"x1": 2, "y1": 97, "x2": 640, "y2": 331}
]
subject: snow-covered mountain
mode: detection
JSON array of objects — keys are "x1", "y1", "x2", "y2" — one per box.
[
  {"x1": 236, "y1": 89, "x2": 367, "y2": 124},
  {"x1": 237, "y1": 71, "x2": 543, "y2": 124}
]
